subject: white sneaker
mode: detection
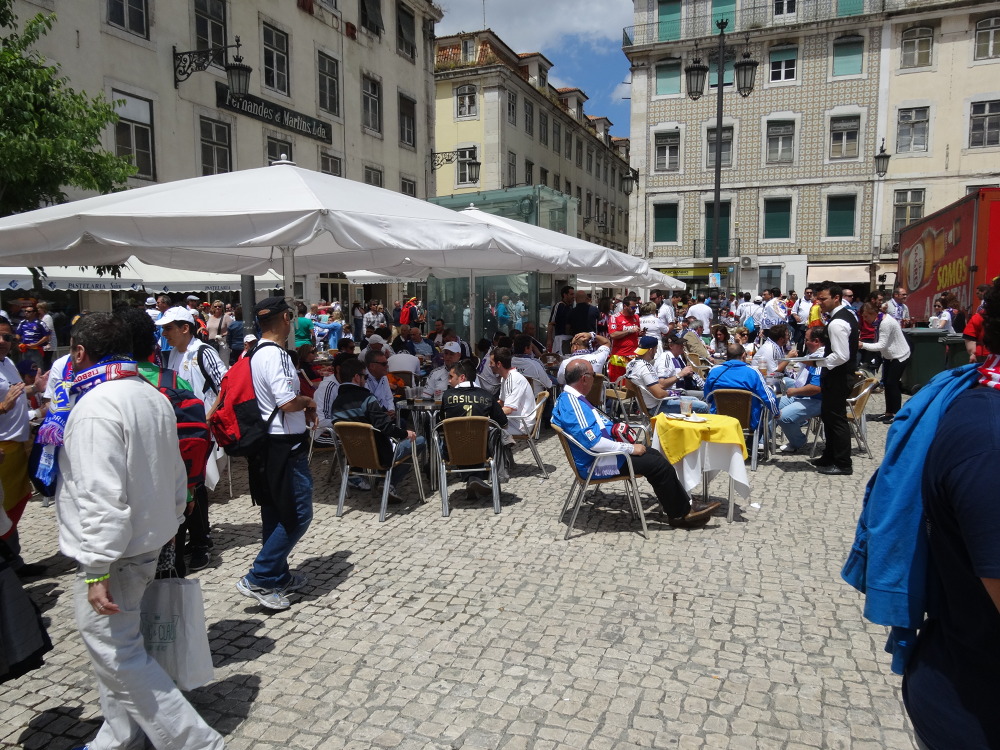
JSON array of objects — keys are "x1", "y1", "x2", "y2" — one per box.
[{"x1": 348, "y1": 475, "x2": 371, "y2": 491}]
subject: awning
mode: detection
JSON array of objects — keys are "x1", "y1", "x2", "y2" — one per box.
[
  {"x1": 127, "y1": 258, "x2": 283, "y2": 293},
  {"x1": 807, "y1": 264, "x2": 870, "y2": 284},
  {"x1": 0, "y1": 266, "x2": 143, "y2": 292},
  {"x1": 345, "y1": 270, "x2": 425, "y2": 285}
]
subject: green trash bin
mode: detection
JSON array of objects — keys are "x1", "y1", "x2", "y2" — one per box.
[
  {"x1": 939, "y1": 334, "x2": 968, "y2": 370},
  {"x1": 901, "y1": 329, "x2": 952, "y2": 393}
]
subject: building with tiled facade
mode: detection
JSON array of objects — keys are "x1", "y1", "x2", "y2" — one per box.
[
  {"x1": 433, "y1": 30, "x2": 632, "y2": 252},
  {"x1": 624, "y1": 0, "x2": 1000, "y2": 294}
]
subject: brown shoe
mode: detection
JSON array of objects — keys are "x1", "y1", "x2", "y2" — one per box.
[{"x1": 668, "y1": 500, "x2": 722, "y2": 528}]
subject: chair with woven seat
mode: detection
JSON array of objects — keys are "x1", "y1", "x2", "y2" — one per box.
[
  {"x1": 704, "y1": 388, "x2": 771, "y2": 471},
  {"x1": 586, "y1": 373, "x2": 606, "y2": 408},
  {"x1": 605, "y1": 375, "x2": 633, "y2": 420},
  {"x1": 507, "y1": 391, "x2": 549, "y2": 478},
  {"x1": 308, "y1": 424, "x2": 344, "y2": 483},
  {"x1": 433, "y1": 416, "x2": 502, "y2": 516},
  {"x1": 389, "y1": 370, "x2": 414, "y2": 387},
  {"x1": 332, "y1": 421, "x2": 424, "y2": 522},
  {"x1": 552, "y1": 424, "x2": 648, "y2": 540},
  {"x1": 808, "y1": 376, "x2": 879, "y2": 459}
]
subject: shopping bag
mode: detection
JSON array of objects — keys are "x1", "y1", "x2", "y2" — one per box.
[{"x1": 139, "y1": 577, "x2": 214, "y2": 690}]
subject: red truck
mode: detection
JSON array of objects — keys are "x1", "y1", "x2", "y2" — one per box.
[{"x1": 898, "y1": 188, "x2": 1000, "y2": 322}]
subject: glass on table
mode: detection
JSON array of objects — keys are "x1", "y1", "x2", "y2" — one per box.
[{"x1": 679, "y1": 396, "x2": 694, "y2": 417}]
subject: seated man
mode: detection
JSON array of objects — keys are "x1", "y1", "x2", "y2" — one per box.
[
  {"x1": 625, "y1": 336, "x2": 675, "y2": 415},
  {"x1": 363, "y1": 348, "x2": 395, "y2": 417},
  {"x1": 557, "y1": 332, "x2": 611, "y2": 385},
  {"x1": 776, "y1": 326, "x2": 826, "y2": 454},
  {"x1": 328, "y1": 358, "x2": 424, "y2": 503},
  {"x1": 492, "y1": 347, "x2": 536, "y2": 436},
  {"x1": 423, "y1": 341, "x2": 462, "y2": 400},
  {"x1": 391, "y1": 324, "x2": 411, "y2": 353},
  {"x1": 406, "y1": 327, "x2": 435, "y2": 359},
  {"x1": 511, "y1": 334, "x2": 551, "y2": 397},
  {"x1": 752, "y1": 324, "x2": 794, "y2": 376},
  {"x1": 386, "y1": 345, "x2": 420, "y2": 380},
  {"x1": 655, "y1": 334, "x2": 710, "y2": 412},
  {"x1": 440, "y1": 360, "x2": 509, "y2": 496},
  {"x1": 553, "y1": 359, "x2": 719, "y2": 528},
  {"x1": 702, "y1": 343, "x2": 779, "y2": 431}
]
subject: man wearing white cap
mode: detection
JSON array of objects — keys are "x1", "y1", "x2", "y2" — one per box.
[
  {"x1": 422, "y1": 341, "x2": 462, "y2": 400},
  {"x1": 144, "y1": 296, "x2": 158, "y2": 322},
  {"x1": 358, "y1": 333, "x2": 386, "y2": 363},
  {"x1": 241, "y1": 332, "x2": 258, "y2": 360}
]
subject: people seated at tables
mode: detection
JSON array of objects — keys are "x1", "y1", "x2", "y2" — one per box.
[
  {"x1": 679, "y1": 317, "x2": 712, "y2": 364},
  {"x1": 557, "y1": 332, "x2": 611, "y2": 385},
  {"x1": 358, "y1": 333, "x2": 388, "y2": 363},
  {"x1": 423, "y1": 342, "x2": 462, "y2": 400},
  {"x1": 362, "y1": 348, "x2": 395, "y2": 417},
  {"x1": 777, "y1": 327, "x2": 827, "y2": 453},
  {"x1": 626, "y1": 336, "x2": 675, "y2": 415},
  {"x1": 752, "y1": 324, "x2": 794, "y2": 376},
  {"x1": 406, "y1": 327, "x2": 435, "y2": 358},
  {"x1": 552, "y1": 359, "x2": 720, "y2": 528},
  {"x1": 511, "y1": 335, "x2": 551, "y2": 397},
  {"x1": 707, "y1": 324, "x2": 730, "y2": 361},
  {"x1": 315, "y1": 352, "x2": 355, "y2": 429},
  {"x1": 387, "y1": 345, "x2": 420, "y2": 379},
  {"x1": 440, "y1": 360, "x2": 509, "y2": 497},
  {"x1": 654, "y1": 335, "x2": 710, "y2": 412},
  {"x1": 732, "y1": 326, "x2": 755, "y2": 360},
  {"x1": 328, "y1": 358, "x2": 423, "y2": 504},
  {"x1": 442, "y1": 329, "x2": 472, "y2": 358},
  {"x1": 391, "y1": 324, "x2": 411, "y2": 352},
  {"x1": 521, "y1": 322, "x2": 546, "y2": 357},
  {"x1": 492, "y1": 347, "x2": 535, "y2": 436},
  {"x1": 475, "y1": 338, "x2": 500, "y2": 395},
  {"x1": 702, "y1": 344, "x2": 779, "y2": 430},
  {"x1": 429, "y1": 318, "x2": 447, "y2": 347}
]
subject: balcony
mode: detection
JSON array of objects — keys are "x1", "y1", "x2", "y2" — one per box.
[
  {"x1": 692, "y1": 238, "x2": 741, "y2": 258},
  {"x1": 874, "y1": 232, "x2": 900, "y2": 259},
  {"x1": 623, "y1": 0, "x2": 882, "y2": 47}
]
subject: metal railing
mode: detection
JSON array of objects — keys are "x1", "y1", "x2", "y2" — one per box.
[
  {"x1": 874, "y1": 232, "x2": 900, "y2": 258},
  {"x1": 692, "y1": 238, "x2": 741, "y2": 258}
]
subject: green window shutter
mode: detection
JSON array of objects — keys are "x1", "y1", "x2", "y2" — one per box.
[
  {"x1": 827, "y1": 195, "x2": 856, "y2": 237},
  {"x1": 833, "y1": 40, "x2": 864, "y2": 76},
  {"x1": 770, "y1": 47, "x2": 796, "y2": 63},
  {"x1": 653, "y1": 204, "x2": 678, "y2": 242},
  {"x1": 655, "y1": 61, "x2": 681, "y2": 95},
  {"x1": 711, "y1": 58, "x2": 734, "y2": 86},
  {"x1": 837, "y1": 0, "x2": 864, "y2": 16},
  {"x1": 712, "y1": 0, "x2": 735, "y2": 26},
  {"x1": 657, "y1": 0, "x2": 681, "y2": 42},
  {"x1": 763, "y1": 198, "x2": 792, "y2": 239}
]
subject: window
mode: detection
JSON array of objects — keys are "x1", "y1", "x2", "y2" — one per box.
[
  {"x1": 575, "y1": 138, "x2": 583, "y2": 167},
  {"x1": 320, "y1": 151, "x2": 342, "y2": 176},
  {"x1": 564, "y1": 127, "x2": 573, "y2": 158},
  {"x1": 539, "y1": 112, "x2": 549, "y2": 146},
  {"x1": 830, "y1": 115, "x2": 860, "y2": 159},
  {"x1": 970, "y1": 100, "x2": 1000, "y2": 148},
  {"x1": 611, "y1": 166, "x2": 617, "y2": 189},
  {"x1": 709, "y1": 58, "x2": 734, "y2": 88},
  {"x1": 507, "y1": 151, "x2": 517, "y2": 187},
  {"x1": 586, "y1": 148, "x2": 594, "y2": 174},
  {"x1": 525, "y1": 159, "x2": 534, "y2": 184},
  {"x1": 769, "y1": 47, "x2": 796, "y2": 82},
  {"x1": 585, "y1": 192, "x2": 592, "y2": 217},
  {"x1": 398, "y1": 95, "x2": 416, "y2": 147},
  {"x1": 654, "y1": 131, "x2": 680, "y2": 171},
  {"x1": 266, "y1": 136, "x2": 292, "y2": 165},
  {"x1": 195, "y1": 0, "x2": 226, "y2": 66},
  {"x1": 901, "y1": 27, "x2": 933, "y2": 68},
  {"x1": 653, "y1": 204, "x2": 678, "y2": 242},
  {"x1": 774, "y1": 0, "x2": 796, "y2": 17},
  {"x1": 538, "y1": 69, "x2": 547, "y2": 88},
  {"x1": 553, "y1": 173, "x2": 561, "y2": 192},
  {"x1": 455, "y1": 84, "x2": 477, "y2": 118},
  {"x1": 657, "y1": 0, "x2": 681, "y2": 42},
  {"x1": 400, "y1": 177, "x2": 417, "y2": 197},
  {"x1": 199, "y1": 117, "x2": 230, "y2": 175},
  {"x1": 397, "y1": 3, "x2": 416, "y2": 60},
  {"x1": 360, "y1": 0, "x2": 385, "y2": 35},
  {"x1": 539, "y1": 167, "x2": 548, "y2": 187},
  {"x1": 975, "y1": 17, "x2": 1000, "y2": 60},
  {"x1": 362, "y1": 76, "x2": 382, "y2": 133},
  {"x1": 318, "y1": 52, "x2": 340, "y2": 116},
  {"x1": 826, "y1": 195, "x2": 857, "y2": 237},
  {"x1": 655, "y1": 60, "x2": 681, "y2": 95},
  {"x1": 461, "y1": 38, "x2": 476, "y2": 62},
  {"x1": 706, "y1": 126, "x2": 733, "y2": 168},
  {"x1": 263, "y1": 24, "x2": 289, "y2": 95},
  {"x1": 603, "y1": 161, "x2": 609, "y2": 184},
  {"x1": 108, "y1": 0, "x2": 147, "y2": 38},
  {"x1": 552, "y1": 121, "x2": 561, "y2": 153},
  {"x1": 763, "y1": 198, "x2": 792, "y2": 239},
  {"x1": 766, "y1": 121, "x2": 795, "y2": 163},
  {"x1": 524, "y1": 100, "x2": 534, "y2": 137},
  {"x1": 833, "y1": 37, "x2": 864, "y2": 77},
  {"x1": 507, "y1": 90, "x2": 517, "y2": 125},
  {"x1": 363, "y1": 166, "x2": 383, "y2": 187},
  {"x1": 893, "y1": 189, "x2": 925, "y2": 234},
  {"x1": 565, "y1": 178, "x2": 571, "y2": 194},
  {"x1": 113, "y1": 91, "x2": 154, "y2": 180},
  {"x1": 836, "y1": 0, "x2": 863, "y2": 16},
  {"x1": 457, "y1": 147, "x2": 478, "y2": 184},
  {"x1": 712, "y1": 0, "x2": 735, "y2": 26},
  {"x1": 896, "y1": 108, "x2": 928, "y2": 153}
]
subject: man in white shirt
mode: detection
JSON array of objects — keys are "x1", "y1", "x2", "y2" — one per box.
[
  {"x1": 752, "y1": 324, "x2": 794, "y2": 376},
  {"x1": 886, "y1": 286, "x2": 911, "y2": 325},
  {"x1": 625, "y1": 336, "x2": 674, "y2": 414},
  {"x1": 358, "y1": 333, "x2": 387, "y2": 364},
  {"x1": 511, "y1": 334, "x2": 551, "y2": 397},
  {"x1": 557, "y1": 332, "x2": 611, "y2": 385},
  {"x1": 760, "y1": 288, "x2": 787, "y2": 330},
  {"x1": 363, "y1": 348, "x2": 395, "y2": 416},
  {"x1": 493, "y1": 347, "x2": 535, "y2": 436},
  {"x1": 422, "y1": 341, "x2": 462, "y2": 400},
  {"x1": 362, "y1": 301, "x2": 385, "y2": 332},
  {"x1": 657, "y1": 291, "x2": 676, "y2": 332},
  {"x1": 791, "y1": 287, "x2": 813, "y2": 351},
  {"x1": 687, "y1": 294, "x2": 714, "y2": 332},
  {"x1": 736, "y1": 293, "x2": 754, "y2": 325},
  {"x1": 387, "y1": 346, "x2": 421, "y2": 379}
]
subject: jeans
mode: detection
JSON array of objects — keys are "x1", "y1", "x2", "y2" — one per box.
[
  {"x1": 777, "y1": 395, "x2": 823, "y2": 449},
  {"x1": 390, "y1": 436, "x2": 426, "y2": 486},
  {"x1": 247, "y1": 450, "x2": 313, "y2": 590},
  {"x1": 658, "y1": 398, "x2": 710, "y2": 415}
]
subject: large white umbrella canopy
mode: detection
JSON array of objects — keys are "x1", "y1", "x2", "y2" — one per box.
[{"x1": 579, "y1": 269, "x2": 686, "y2": 292}]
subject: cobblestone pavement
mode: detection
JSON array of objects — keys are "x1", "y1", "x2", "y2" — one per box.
[{"x1": 2, "y1": 393, "x2": 919, "y2": 750}]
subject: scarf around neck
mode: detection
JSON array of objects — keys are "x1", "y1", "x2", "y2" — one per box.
[
  {"x1": 978, "y1": 354, "x2": 1000, "y2": 391},
  {"x1": 37, "y1": 357, "x2": 138, "y2": 447}
]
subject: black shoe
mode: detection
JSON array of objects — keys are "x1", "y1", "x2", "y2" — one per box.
[
  {"x1": 668, "y1": 500, "x2": 722, "y2": 528},
  {"x1": 188, "y1": 551, "x2": 211, "y2": 571},
  {"x1": 15, "y1": 563, "x2": 48, "y2": 578},
  {"x1": 809, "y1": 458, "x2": 833, "y2": 468},
  {"x1": 817, "y1": 464, "x2": 853, "y2": 476}
]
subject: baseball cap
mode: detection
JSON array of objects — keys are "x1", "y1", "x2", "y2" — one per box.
[
  {"x1": 366, "y1": 334, "x2": 386, "y2": 347},
  {"x1": 442, "y1": 341, "x2": 461, "y2": 354},
  {"x1": 254, "y1": 296, "x2": 291, "y2": 321},
  {"x1": 665, "y1": 334, "x2": 685, "y2": 347},
  {"x1": 154, "y1": 306, "x2": 195, "y2": 326},
  {"x1": 753, "y1": 296, "x2": 763, "y2": 303},
  {"x1": 186, "y1": 295, "x2": 200, "y2": 302},
  {"x1": 635, "y1": 335, "x2": 659, "y2": 355},
  {"x1": 243, "y1": 333, "x2": 258, "y2": 343},
  {"x1": 144, "y1": 296, "x2": 156, "y2": 306}
]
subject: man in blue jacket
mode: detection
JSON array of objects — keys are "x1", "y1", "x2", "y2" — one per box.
[
  {"x1": 552, "y1": 359, "x2": 718, "y2": 528},
  {"x1": 702, "y1": 344, "x2": 778, "y2": 430}
]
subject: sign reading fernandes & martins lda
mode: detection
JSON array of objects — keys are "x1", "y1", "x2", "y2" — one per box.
[{"x1": 216, "y1": 82, "x2": 332, "y2": 144}]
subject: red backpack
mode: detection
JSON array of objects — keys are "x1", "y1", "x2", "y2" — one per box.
[
  {"x1": 207, "y1": 341, "x2": 280, "y2": 456},
  {"x1": 399, "y1": 304, "x2": 412, "y2": 325},
  {"x1": 153, "y1": 368, "x2": 212, "y2": 491}
]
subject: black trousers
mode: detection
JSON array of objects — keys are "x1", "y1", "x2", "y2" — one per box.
[
  {"x1": 618, "y1": 450, "x2": 690, "y2": 519},
  {"x1": 180, "y1": 484, "x2": 212, "y2": 554},
  {"x1": 820, "y1": 376, "x2": 852, "y2": 468},
  {"x1": 883, "y1": 358, "x2": 908, "y2": 414}
]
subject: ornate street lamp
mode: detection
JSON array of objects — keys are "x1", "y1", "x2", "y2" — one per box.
[
  {"x1": 620, "y1": 166, "x2": 640, "y2": 196},
  {"x1": 874, "y1": 138, "x2": 891, "y2": 178},
  {"x1": 174, "y1": 35, "x2": 252, "y2": 98},
  {"x1": 431, "y1": 146, "x2": 480, "y2": 182}
]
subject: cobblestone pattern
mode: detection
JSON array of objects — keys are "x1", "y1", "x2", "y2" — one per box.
[{"x1": 1, "y1": 393, "x2": 920, "y2": 749}]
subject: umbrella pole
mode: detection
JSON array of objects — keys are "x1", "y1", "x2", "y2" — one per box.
[
  {"x1": 468, "y1": 270, "x2": 476, "y2": 349},
  {"x1": 281, "y1": 246, "x2": 296, "y2": 349}
]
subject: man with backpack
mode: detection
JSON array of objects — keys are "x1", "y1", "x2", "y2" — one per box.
[{"x1": 156, "y1": 306, "x2": 227, "y2": 571}]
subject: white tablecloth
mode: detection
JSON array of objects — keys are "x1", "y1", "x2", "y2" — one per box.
[{"x1": 652, "y1": 433, "x2": 751, "y2": 500}]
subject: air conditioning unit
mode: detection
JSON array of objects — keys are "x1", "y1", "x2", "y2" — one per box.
[{"x1": 739, "y1": 255, "x2": 758, "y2": 270}]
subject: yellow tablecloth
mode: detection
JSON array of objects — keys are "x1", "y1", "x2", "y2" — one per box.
[{"x1": 650, "y1": 413, "x2": 748, "y2": 465}]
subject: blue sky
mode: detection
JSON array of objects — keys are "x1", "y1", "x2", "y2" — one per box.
[{"x1": 436, "y1": 0, "x2": 636, "y2": 138}]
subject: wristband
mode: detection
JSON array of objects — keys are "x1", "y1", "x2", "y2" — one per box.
[{"x1": 85, "y1": 573, "x2": 111, "y2": 584}]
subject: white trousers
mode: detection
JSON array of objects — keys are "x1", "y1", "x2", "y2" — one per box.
[{"x1": 74, "y1": 551, "x2": 224, "y2": 750}]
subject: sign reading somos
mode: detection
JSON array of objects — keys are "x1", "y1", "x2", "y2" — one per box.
[{"x1": 216, "y1": 82, "x2": 332, "y2": 144}]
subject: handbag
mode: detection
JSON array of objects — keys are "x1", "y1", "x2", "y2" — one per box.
[
  {"x1": 610, "y1": 421, "x2": 638, "y2": 444},
  {"x1": 139, "y1": 577, "x2": 214, "y2": 690}
]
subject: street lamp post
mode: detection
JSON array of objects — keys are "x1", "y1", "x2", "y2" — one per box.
[{"x1": 685, "y1": 20, "x2": 758, "y2": 277}]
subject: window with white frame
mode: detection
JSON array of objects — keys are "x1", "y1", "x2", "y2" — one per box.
[
  {"x1": 706, "y1": 126, "x2": 732, "y2": 168},
  {"x1": 830, "y1": 115, "x2": 860, "y2": 159},
  {"x1": 196, "y1": 0, "x2": 226, "y2": 65},
  {"x1": 539, "y1": 112, "x2": 548, "y2": 145},
  {"x1": 461, "y1": 38, "x2": 476, "y2": 62},
  {"x1": 893, "y1": 189, "x2": 925, "y2": 234},
  {"x1": 507, "y1": 90, "x2": 517, "y2": 125},
  {"x1": 400, "y1": 177, "x2": 417, "y2": 197},
  {"x1": 975, "y1": 17, "x2": 1000, "y2": 60},
  {"x1": 896, "y1": 108, "x2": 928, "y2": 153},
  {"x1": 398, "y1": 94, "x2": 416, "y2": 147},
  {"x1": 199, "y1": 116, "x2": 230, "y2": 175},
  {"x1": 114, "y1": 90, "x2": 155, "y2": 179},
  {"x1": 826, "y1": 194, "x2": 857, "y2": 237},
  {"x1": 507, "y1": 151, "x2": 517, "y2": 186},
  {"x1": 901, "y1": 27, "x2": 932, "y2": 68},
  {"x1": 396, "y1": 3, "x2": 416, "y2": 60},
  {"x1": 362, "y1": 76, "x2": 382, "y2": 133},
  {"x1": 363, "y1": 166, "x2": 383, "y2": 186},
  {"x1": 654, "y1": 131, "x2": 680, "y2": 171},
  {"x1": 320, "y1": 151, "x2": 342, "y2": 176},
  {"x1": 773, "y1": 0, "x2": 796, "y2": 18},
  {"x1": 457, "y1": 146, "x2": 478, "y2": 184},
  {"x1": 766, "y1": 121, "x2": 795, "y2": 163},
  {"x1": 266, "y1": 135, "x2": 292, "y2": 165},
  {"x1": 263, "y1": 24, "x2": 289, "y2": 95},
  {"x1": 763, "y1": 197, "x2": 792, "y2": 239},
  {"x1": 832, "y1": 36, "x2": 864, "y2": 76},
  {"x1": 360, "y1": 0, "x2": 385, "y2": 35},
  {"x1": 970, "y1": 100, "x2": 1000, "y2": 148},
  {"x1": 769, "y1": 47, "x2": 797, "y2": 81},
  {"x1": 318, "y1": 52, "x2": 339, "y2": 116},
  {"x1": 524, "y1": 100, "x2": 534, "y2": 137},
  {"x1": 455, "y1": 84, "x2": 476, "y2": 118},
  {"x1": 108, "y1": 0, "x2": 148, "y2": 38}
]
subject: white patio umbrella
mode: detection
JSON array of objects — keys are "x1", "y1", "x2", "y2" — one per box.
[{"x1": 579, "y1": 269, "x2": 686, "y2": 292}]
